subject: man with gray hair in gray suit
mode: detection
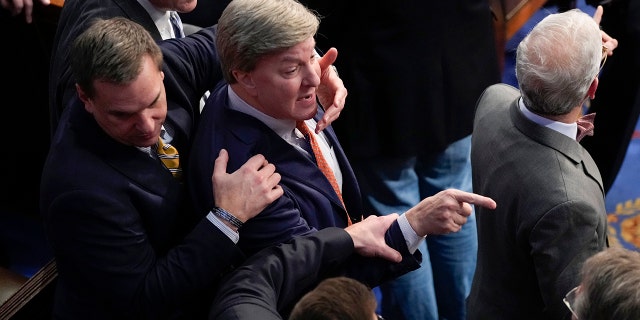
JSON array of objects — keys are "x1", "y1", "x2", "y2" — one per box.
[{"x1": 468, "y1": 8, "x2": 616, "y2": 320}]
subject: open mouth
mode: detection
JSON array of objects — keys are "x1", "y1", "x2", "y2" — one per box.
[{"x1": 298, "y1": 92, "x2": 315, "y2": 101}]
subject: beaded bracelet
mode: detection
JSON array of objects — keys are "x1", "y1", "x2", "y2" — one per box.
[{"x1": 213, "y1": 207, "x2": 244, "y2": 229}]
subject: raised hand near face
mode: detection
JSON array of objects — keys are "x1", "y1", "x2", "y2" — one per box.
[{"x1": 315, "y1": 47, "x2": 347, "y2": 133}]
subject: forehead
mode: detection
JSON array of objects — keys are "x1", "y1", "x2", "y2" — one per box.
[
  {"x1": 260, "y1": 37, "x2": 317, "y2": 64},
  {"x1": 92, "y1": 58, "x2": 164, "y2": 111}
]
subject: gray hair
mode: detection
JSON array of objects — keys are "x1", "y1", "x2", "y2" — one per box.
[
  {"x1": 573, "y1": 247, "x2": 640, "y2": 320},
  {"x1": 215, "y1": 0, "x2": 320, "y2": 83},
  {"x1": 516, "y1": 9, "x2": 602, "y2": 115},
  {"x1": 70, "y1": 17, "x2": 163, "y2": 99}
]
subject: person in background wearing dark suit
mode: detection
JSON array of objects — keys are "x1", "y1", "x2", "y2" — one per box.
[
  {"x1": 48, "y1": 0, "x2": 347, "y2": 138},
  {"x1": 564, "y1": 247, "x2": 640, "y2": 320},
  {"x1": 210, "y1": 214, "x2": 400, "y2": 320},
  {"x1": 467, "y1": 9, "x2": 612, "y2": 319},
  {"x1": 188, "y1": 0, "x2": 497, "y2": 289},
  {"x1": 40, "y1": 17, "x2": 284, "y2": 319},
  {"x1": 292, "y1": 1, "x2": 501, "y2": 319},
  {"x1": 582, "y1": 0, "x2": 640, "y2": 194}
]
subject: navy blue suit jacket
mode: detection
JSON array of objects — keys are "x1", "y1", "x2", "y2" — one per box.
[
  {"x1": 41, "y1": 27, "x2": 228, "y2": 320},
  {"x1": 188, "y1": 84, "x2": 421, "y2": 278}
]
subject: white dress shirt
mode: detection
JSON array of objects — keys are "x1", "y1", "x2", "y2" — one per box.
[{"x1": 136, "y1": 0, "x2": 176, "y2": 40}]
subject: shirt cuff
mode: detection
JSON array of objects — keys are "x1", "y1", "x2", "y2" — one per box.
[
  {"x1": 207, "y1": 211, "x2": 239, "y2": 243},
  {"x1": 398, "y1": 213, "x2": 426, "y2": 254}
]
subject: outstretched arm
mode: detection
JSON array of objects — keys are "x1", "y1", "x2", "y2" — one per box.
[{"x1": 405, "y1": 189, "x2": 497, "y2": 237}]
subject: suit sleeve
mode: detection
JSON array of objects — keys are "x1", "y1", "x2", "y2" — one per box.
[
  {"x1": 209, "y1": 227, "x2": 354, "y2": 320},
  {"x1": 531, "y1": 200, "x2": 604, "y2": 319},
  {"x1": 341, "y1": 220, "x2": 422, "y2": 287},
  {"x1": 160, "y1": 26, "x2": 224, "y2": 124}
]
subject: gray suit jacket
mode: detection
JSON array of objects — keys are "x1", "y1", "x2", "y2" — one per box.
[{"x1": 467, "y1": 84, "x2": 608, "y2": 320}]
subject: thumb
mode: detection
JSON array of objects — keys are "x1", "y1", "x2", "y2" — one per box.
[
  {"x1": 377, "y1": 245, "x2": 403, "y2": 264},
  {"x1": 592, "y1": 5, "x2": 603, "y2": 25},
  {"x1": 375, "y1": 214, "x2": 402, "y2": 263},
  {"x1": 318, "y1": 47, "x2": 338, "y2": 71},
  {"x1": 213, "y1": 149, "x2": 229, "y2": 176}
]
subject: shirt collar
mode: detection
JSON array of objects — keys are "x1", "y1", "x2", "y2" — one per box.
[
  {"x1": 518, "y1": 98, "x2": 578, "y2": 140},
  {"x1": 137, "y1": 0, "x2": 173, "y2": 40}
]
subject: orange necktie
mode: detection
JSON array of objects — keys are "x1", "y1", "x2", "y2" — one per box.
[{"x1": 296, "y1": 121, "x2": 351, "y2": 225}]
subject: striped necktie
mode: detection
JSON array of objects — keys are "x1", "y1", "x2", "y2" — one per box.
[
  {"x1": 296, "y1": 121, "x2": 351, "y2": 225},
  {"x1": 169, "y1": 11, "x2": 185, "y2": 38},
  {"x1": 157, "y1": 138, "x2": 182, "y2": 180}
]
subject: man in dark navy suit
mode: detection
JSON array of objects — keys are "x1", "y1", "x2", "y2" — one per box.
[
  {"x1": 188, "y1": 0, "x2": 497, "y2": 286},
  {"x1": 40, "y1": 17, "x2": 285, "y2": 319}
]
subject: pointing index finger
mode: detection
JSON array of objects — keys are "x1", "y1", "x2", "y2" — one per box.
[{"x1": 454, "y1": 191, "x2": 497, "y2": 210}]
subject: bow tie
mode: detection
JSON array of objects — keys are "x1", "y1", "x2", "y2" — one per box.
[{"x1": 576, "y1": 112, "x2": 596, "y2": 142}]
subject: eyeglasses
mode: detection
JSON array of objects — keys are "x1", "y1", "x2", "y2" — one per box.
[
  {"x1": 600, "y1": 45, "x2": 608, "y2": 72},
  {"x1": 376, "y1": 314, "x2": 385, "y2": 320},
  {"x1": 563, "y1": 286, "x2": 580, "y2": 319}
]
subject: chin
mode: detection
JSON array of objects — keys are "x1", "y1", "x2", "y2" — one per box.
[{"x1": 302, "y1": 108, "x2": 318, "y2": 120}]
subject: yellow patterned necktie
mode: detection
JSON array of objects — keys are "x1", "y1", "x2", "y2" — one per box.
[{"x1": 157, "y1": 138, "x2": 182, "y2": 180}]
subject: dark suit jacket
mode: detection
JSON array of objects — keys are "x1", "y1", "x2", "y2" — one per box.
[
  {"x1": 209, "y1": 228, "x2": 357, "y2": 320},
  {"x1": 189, "y1": 84, "x2": 363, "y2": 256},
  {"x1": 582, "y1": 0, "x2": 640, "y2": 192},
  {"x1": 48, "y1": 0, "x2": 165, "y2": 137},
  {"x1": 188, "y1": 84, "x2": 420, "y2": 280},
  {"x1": 467, "y1": 84, "x2": 608, "y2": 320},
  {"x1": 40, "y1": 28, "x2": 226, "y2": 320},
  {"x1": 297, "y1": 1, "x2": 501, "y2": 158}
]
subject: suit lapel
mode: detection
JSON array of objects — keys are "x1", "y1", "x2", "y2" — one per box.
[
  {"x1": 314, "y1": 112, "x2": 363, "y2": 222},
  {"x1": 225, "y1": 106, "x2": 351, "y2": 213},
  {"x1": 71, "y1": 101, "x2": 182, "y2": 196}
]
